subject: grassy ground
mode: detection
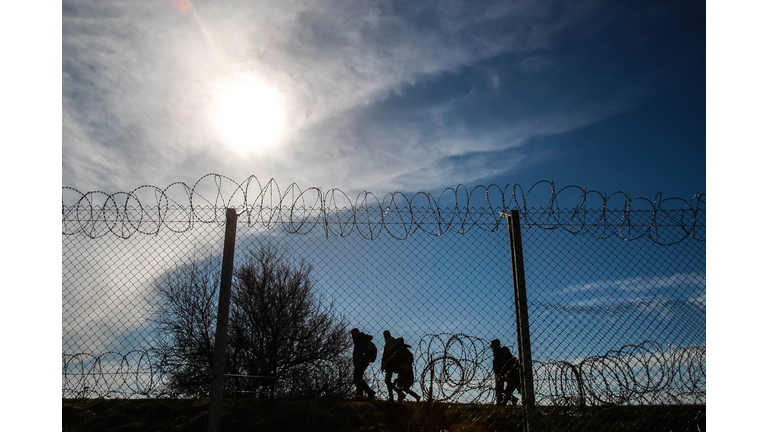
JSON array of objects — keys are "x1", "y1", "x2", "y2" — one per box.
[{"x1": 62, "y1": 398, "x2": 705, "y2": 432}]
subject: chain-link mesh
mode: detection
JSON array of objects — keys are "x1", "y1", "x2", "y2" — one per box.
[
  {"x1": 521, "y1": 209, "x2": 705, "y2": 411},
  {"x1": 63, "y1": 187, "x2": 704, "y2": 431},
  {"x1": 63, "y1": 208, "x2": 229, "y2": 398}
]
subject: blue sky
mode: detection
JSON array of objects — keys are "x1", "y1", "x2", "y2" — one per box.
[
  {"x1": 9, "y1": 0, "x2": 767, "y2": 427},
  {"x1": 59, "y1": 0, "x2": 707, "y2": 410},
  {"x1": 59, "y1": 0, "x2": 705, "y2": 200}
]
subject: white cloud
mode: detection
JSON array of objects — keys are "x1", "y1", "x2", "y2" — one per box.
[
  {"x1": 62, "y1": 229, "x2": 223, "y2": 354},
  {"x1": 63, "y1": 0, "x2": 627, "y2": 194},
  {"x1": 561, "y1": 272, "x2": 707, "y2": 295}
]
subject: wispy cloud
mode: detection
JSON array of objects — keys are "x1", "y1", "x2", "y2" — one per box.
[
  {"x1": 560, "y1": 272, "x2": 706, "y2": 295},
  {"x1": 63, "y1": 0, "x2": 676, "y2": 194}
]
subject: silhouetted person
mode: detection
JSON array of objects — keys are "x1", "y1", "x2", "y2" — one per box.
[
  {"x1": 490, "y1": 339, "x2": 520, "y2": 406},
  {"x1": 381, "y1": 330, "x2": 404, "y2": 367},
  {"x1": 381, "y1": 330, "x2": 419, "y2": 402},
  {"x1": 392, "y1": 360, "x2": 421, "y2": 402},
  {"x1": 351, "y1": 328, "x2": 376, "y2": 400}
]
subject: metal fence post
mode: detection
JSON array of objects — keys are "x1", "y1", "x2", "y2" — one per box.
[
  {"x1": 208, "y1": 208, "x2": 238, "y2": 432},
  {"x1": 501, "y1": 210, "x2": 537, "y2": 432}
]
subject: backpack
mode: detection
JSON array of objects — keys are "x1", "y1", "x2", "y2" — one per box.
[
  {"x1": 400, "y1": 345, "x2": 414, "y2": 367},
  {"x1": 384, "y1": 344, "x2": 413, "y2": 372},
  {"x1": 366, "y1": 341, "x2": 378, "y2": 362},
  {"x1": 494, "y1": 346, "x2": 517, "y2": 375}
]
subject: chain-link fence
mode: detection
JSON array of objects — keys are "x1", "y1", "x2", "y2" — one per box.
[
  {"x1": 522, "y1": 212, "x2": 705, "y2": 409},
  {"x1": 62, "y1": 177, "x2": 705, "y2": 431}
]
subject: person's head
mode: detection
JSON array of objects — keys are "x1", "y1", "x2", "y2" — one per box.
[
  {"x1": 351, "y1": 328, "x2": 360, "y2": 337},
  {"x1": 383, "y1": 330, "x2": 391, "y2": 339},
  {"x1": 490, "y1": 339, "x2": 501, "y2": 350}
]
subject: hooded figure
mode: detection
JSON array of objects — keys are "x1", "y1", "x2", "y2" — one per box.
[{"x1": 490, "y1": 339, "x2": 520, "y2": 406}]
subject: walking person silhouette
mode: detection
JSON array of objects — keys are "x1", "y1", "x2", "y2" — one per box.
[{"x1": 351, "y1": 328, "x2": 377, "y2": 400}]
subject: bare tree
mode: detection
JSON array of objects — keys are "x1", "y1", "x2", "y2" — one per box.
[
  {"x1": 229, "y1": 243, "x2": 352, "y2": 397},
  {"x1": 154, "y1": 243, "x2": 352, "y2": 398},
  {"x1": 154, "y1": 257, "x2": 221, "y2": 397}
]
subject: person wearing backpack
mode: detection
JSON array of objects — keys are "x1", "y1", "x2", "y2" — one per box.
[
  {"x1": 382, "y1": 330, "x2": 419, "y2": 402},
  {"x1": 490, "y1": 339, "x2": 521, "y2": 406},
  {"x1": 392, "y1": 357, "x2": 421, "y2": 402},
  {"x1": 350, "y1": 328, "x2": 377, "y2": 400}
]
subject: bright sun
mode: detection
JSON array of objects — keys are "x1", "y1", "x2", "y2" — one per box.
[{"x1": 214, "y1": 74, "x2": 285, "y2": 153}]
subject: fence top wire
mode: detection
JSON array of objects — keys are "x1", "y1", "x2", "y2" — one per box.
[{"x1": 63, "y1": 173, "x2": 705, "y2": 243}]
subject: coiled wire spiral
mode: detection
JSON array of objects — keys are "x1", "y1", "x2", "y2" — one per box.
[{"x1": 64, "y1": 174, "x2": 704, "y2": 244}]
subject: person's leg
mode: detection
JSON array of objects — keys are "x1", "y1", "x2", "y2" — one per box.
[
  {"x1": 393, "y1": 376, "x2": 404, "y2": 402},
  {"x1": 406, "y1": 388, "x2": 421, "y2": 401},
  {"x1": 353, "y1": 363, "x2": 365, "y2": 398},
  {"x1": 352, "y1": 367, "x2": 363, "y2": 397},
  {"x1": 395, "y1": 368, "x2": 419, "y2": 402},
  {"x1": 500, "y1": 379, "x2": 512, "y2": 405},
  {"x1": 385, "y1": 370, "x2": 394, "y2": 402},
  {"x1": 361, "y1": 362, "x2": 376, "y2": 398},
  {"x1": 396, "y1": 389, "x2": 405, "y2": 402},
  {"x1": 509, "y1": 376, "x2": 520, "y2": 406},
  {"x1": 495, "y1": 378, "x2": 505, "y2": 405}
]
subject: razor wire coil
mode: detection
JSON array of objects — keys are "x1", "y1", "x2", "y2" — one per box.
[
  {"x1": 63, "y1": 174, "x2": 705, "y2": 244},
  {"x1": 63, "y1": 337, "x2": 703, "y2": 405}
]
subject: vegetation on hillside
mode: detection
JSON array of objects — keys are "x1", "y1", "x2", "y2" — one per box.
[{"x1": 62, "y1": 398, "x2": 705, "y2": 432}]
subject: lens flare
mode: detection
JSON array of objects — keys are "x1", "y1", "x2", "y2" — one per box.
[{"x1": 167, "y1": 0, "x2": 191, "y2": 13}]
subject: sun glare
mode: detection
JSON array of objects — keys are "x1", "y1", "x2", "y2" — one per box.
[{"x1": 214, "y1": 74, "x2": 285, "y2": 153}]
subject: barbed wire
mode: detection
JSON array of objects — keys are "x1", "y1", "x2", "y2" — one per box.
[
  {"x1": 63, "y1": 174, "x2": 704, "y2": 243},
  {"x1": 62, "y1": 350, "x2": 166, "y2": 399},
  {"x1": 416, "y1": 333, "x2": 496, "y2": 403},
  {"x1": 62, "y1": 337, "x2": 704, "y2": 406},
  {"x1": 534, "y1": 341, "x2": 706, "y2": 409}
]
